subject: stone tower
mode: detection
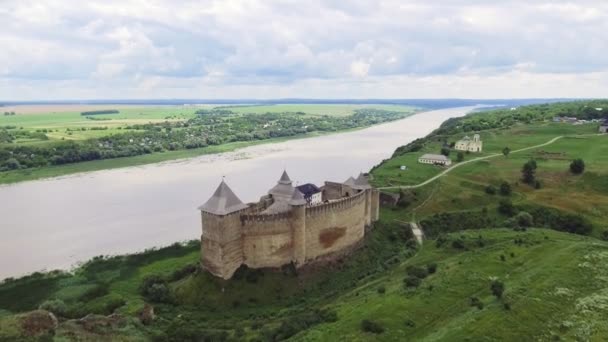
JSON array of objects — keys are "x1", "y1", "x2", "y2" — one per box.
[
  {"x1": 473, "y1": 134, "x2": 480, "y2": 142},
  {"x1": 289, "y1": 188, "x2": 307, "y2": 265},
  {"x1": 198, "y1": 180, "x2": 249, "y2": 279}
]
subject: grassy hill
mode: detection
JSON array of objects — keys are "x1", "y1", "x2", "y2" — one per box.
[{"x1": 295, "y1": 229, "x2": 608, "y2": 341}]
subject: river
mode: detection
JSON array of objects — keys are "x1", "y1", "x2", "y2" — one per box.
[{"x1": 0, "y1": 106, "x2": 477, "y2": 280}]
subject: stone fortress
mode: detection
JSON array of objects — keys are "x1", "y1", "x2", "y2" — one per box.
[{"x1": 198, "y1": 171, "x2": 380, "y2": 279}]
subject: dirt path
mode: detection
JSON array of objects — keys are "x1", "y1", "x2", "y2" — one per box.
[{"x1": 379, "y1": 135, "x2": 565, "y2": 190}]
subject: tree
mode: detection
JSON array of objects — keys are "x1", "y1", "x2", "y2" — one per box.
[
  {"x1": 490, "y1": 280, "x2": 505, "y2": 299},
  {"x1": 499, "y1": 181, "x2": 511, "y2": 196},
  {"x1": 440, "y1": 146, "x2": 451, "y2": 157},
  {"x1": 521, "y1": 159, "x2": 537, "y2": 185},
  {"x1": 502, "y1": 147, "x2": 511, "y2": 157},
  {"x1": 485, "y1": 185, "x2": 496, "y2": 195},
  {"x1": 498, "y1": 199, "x2": 516, "y2": 216},
  {"x1": 570, "y1": 159, "x2": 585, "y2": 174},
  {"x1": 457, "y1": 151, "x2": 464, "y2": 162}
]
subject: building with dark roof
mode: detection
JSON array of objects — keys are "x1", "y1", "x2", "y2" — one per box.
[{"x1": 296, "y1": 183, "x2": 322, "y2": 205}]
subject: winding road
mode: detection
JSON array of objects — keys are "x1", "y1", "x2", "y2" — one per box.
[{"x1": 379, "y1": 135, "x2": 565, "y2": 190}]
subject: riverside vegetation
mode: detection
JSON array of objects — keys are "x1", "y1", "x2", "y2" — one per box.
[
  {"x1": 1, "y1": 100, "x2": 607, "y2": 341},
  {"x1": 0, "y1": 104, "x2": 416, "y2": 184}
]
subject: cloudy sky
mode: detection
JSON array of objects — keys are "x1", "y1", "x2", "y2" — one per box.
[{"x1": 1, "y1": 0, "x2": 607, "y2": 100}]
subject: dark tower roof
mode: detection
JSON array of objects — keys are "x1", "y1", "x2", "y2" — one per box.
[{"x1": 198, "y1": 180, "x2": 248, "y2": 215}]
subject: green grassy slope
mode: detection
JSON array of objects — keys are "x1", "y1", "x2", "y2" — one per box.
[{"x1": 296, "y1": 229, "x2": 608, "y2": 341}]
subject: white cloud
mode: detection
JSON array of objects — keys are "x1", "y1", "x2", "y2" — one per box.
[{"x1": 0, "y1": 0, "x2": 607, "y2": 99}]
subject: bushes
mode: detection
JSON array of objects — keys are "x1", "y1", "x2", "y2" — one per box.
[
  {"x1": 470, "y1": 296, "x2": 484, "y2": 310},
  {"x1": 39, "y1": 299, "x2": 68, "y2": 317},
  {"x1": 491, "y1": 280, "x2": 505, "y2": 299},
  {"x1": 522, "y1": 205, "x2": 593, "y2": 235},
  {"x1": 140, "y1": 275, "x2": 171, "y2": 303},
  {"x1": 420, "y1": 211, "x2": 496, "y2": 238},
  {"x1": 267, "y1": 309, "x2": 338, "y2": 340},
  {"x1": 570, "y1": 159, "x2": 585, "y2": 174},
  {"x1": 498, "y1": 199, "x2": 516, "y2": 216},
  {"x1": 427, "y1": 263, "x2": 438, "y2": 274},
  {"x1": 361, "y1": 319, "x2": 384, "y2": 334},
  {"x1": 404, "y1": 276, "x2": 421, "y2": 288},
  {"x1": 485, "y1": 185, "x2": 496, "y2": 195},
  {"x1": 406, "y1": 266, "x2": 428, "y2": 279},
  {"x1": 499, "y1": 181, "x2": 512, "y2": 196}
]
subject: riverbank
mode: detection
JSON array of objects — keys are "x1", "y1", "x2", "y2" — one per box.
[
  {"x1": 0, "y1": 131, "x2": 336, "y2": 185},
  {"x1": 0, "y1": 109, "x2": 420, "y2": 185}
]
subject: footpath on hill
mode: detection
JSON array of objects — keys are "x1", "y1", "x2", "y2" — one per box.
[{"x1": 378, "y1": 135, "x2": 565, "y2": 190}]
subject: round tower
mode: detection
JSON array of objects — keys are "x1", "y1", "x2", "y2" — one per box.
[{"x1": 289, "y1": 189, "x2": 307, "y2": 266}]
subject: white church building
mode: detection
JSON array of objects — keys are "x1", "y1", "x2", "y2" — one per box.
[{"x1": 455, "y1": 134, "x2": 483, "y2": 153}]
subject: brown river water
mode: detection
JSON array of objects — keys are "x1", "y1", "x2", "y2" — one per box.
[{"x1": 0, "y1": 106, "x2": 479, "y2": 279}]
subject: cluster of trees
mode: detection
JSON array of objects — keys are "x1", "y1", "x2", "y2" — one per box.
[
  {"x1": 3, "y1": 111, "x2": 16, "y2": 116},
  {"x1": 0, "y1": 108, "x2": 412, "y2": 172},
  {"x1": 420, "y1": 202, "x2": 593, "y2": 237},
  {"x1": 80, "y1": 110, "x2": 119, "y2": 116}
]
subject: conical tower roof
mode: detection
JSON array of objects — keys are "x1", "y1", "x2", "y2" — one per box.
[
  {"x1": 344, "y1": 176, "x2": 356, "y2": 186},
  {"x1": 269, "y1": 170, "x2": 295, "y2": 201},
  {"x1": 352, "y1": 172, "x2": 371, "y2": 190},
  {"x1": 278, "y1": 170, "x2": 292, "y2": 185},
  {"x1": 198, "y1": 180, "x2": 248, "y2": 215}
]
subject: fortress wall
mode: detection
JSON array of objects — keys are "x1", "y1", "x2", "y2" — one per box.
[
  {"x1": 241, "y1": 213, "x2": 294, "y2": 269},
  {"x1": 304, "y1": 191, "x2": 366, "y2": 262}
]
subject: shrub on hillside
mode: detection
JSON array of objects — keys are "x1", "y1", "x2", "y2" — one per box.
[
  {"x1": 504, "y1": 211, "x2": 534, "y2": 229},
  {"x1": 361, "y1": 319, "x2": 384, "y2": 334},
  {"x1": 570, "y1": 159, "x2": 585, "y2": 174},
  {"x1": 601, "y1": 230, "x2": 608, "y2": 241},
  {"x1": 485, "y1": 185, "x2": 496, "y2": 195},
  {"x1": 406, "y1": 265, "x2": 429, "y2": 279},
  {"x1": 498, "y1": 199, "x2": 516, "y2": 216},
  {"x1": 140, "y1": 275, "x2": 171, "y2": 303},
  {"x1": 522, "y1": 205, "x2": 593, "y2": 235},
  {"x1": 39, "y1": 299, "x2": 68, "y2": 317},
  {"x1": 404, "y1": 276, "x2": 421, "y2": 288},
  {"x1": 491, "y1": 280, "x2": 505, "y2": 299},
  {"x1": 427, "y1": 263, "x2": 438, "y2": 274},
  {"x1": 470, "y1": 296, "x2": 484, "y2": 310},
  {"x1": 499, "y1": 181, "x2": 512, "y2": 196}
]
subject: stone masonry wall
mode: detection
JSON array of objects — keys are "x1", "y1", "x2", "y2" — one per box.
[
  {"x1": 201, "y1": 188, "x2": 378, "y2": 279},
  {"x1": 241, "y1": 212, "x2": 294, "y2": 269},
  {"x1": 303, "y1": 191, "x2": 367, "y2": 262}
]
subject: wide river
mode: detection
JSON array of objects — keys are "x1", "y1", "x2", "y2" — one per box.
[{"x1": 0, "y1": 106, "x2": 477, "y2": 280}]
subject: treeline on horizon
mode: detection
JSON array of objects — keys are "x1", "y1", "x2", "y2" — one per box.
[{"x1": 0, "y1": 108, "x2": 410, "y2": 172}]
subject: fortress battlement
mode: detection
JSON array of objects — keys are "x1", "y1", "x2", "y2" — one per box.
[{"x1": 198, "y1": 171, "x2": 380, "y2": 279}]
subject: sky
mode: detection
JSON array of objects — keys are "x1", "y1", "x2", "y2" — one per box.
[{"x1": 1, "y1": 0, "x2": 607, "y2": 100}]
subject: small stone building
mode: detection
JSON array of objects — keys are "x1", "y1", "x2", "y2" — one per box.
[
  {"x1": 455, "y1": 134, "x2": 483, "y2": 152},
  {"x1": 198, "y1": 171, "x2": 380, "y2": 279},
  {"x1": 418, "y1": 153, "x2": 452, "y2": 166},
  {"x1": 600, "y1": 121, "x2": 608, "y2": 133}
]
